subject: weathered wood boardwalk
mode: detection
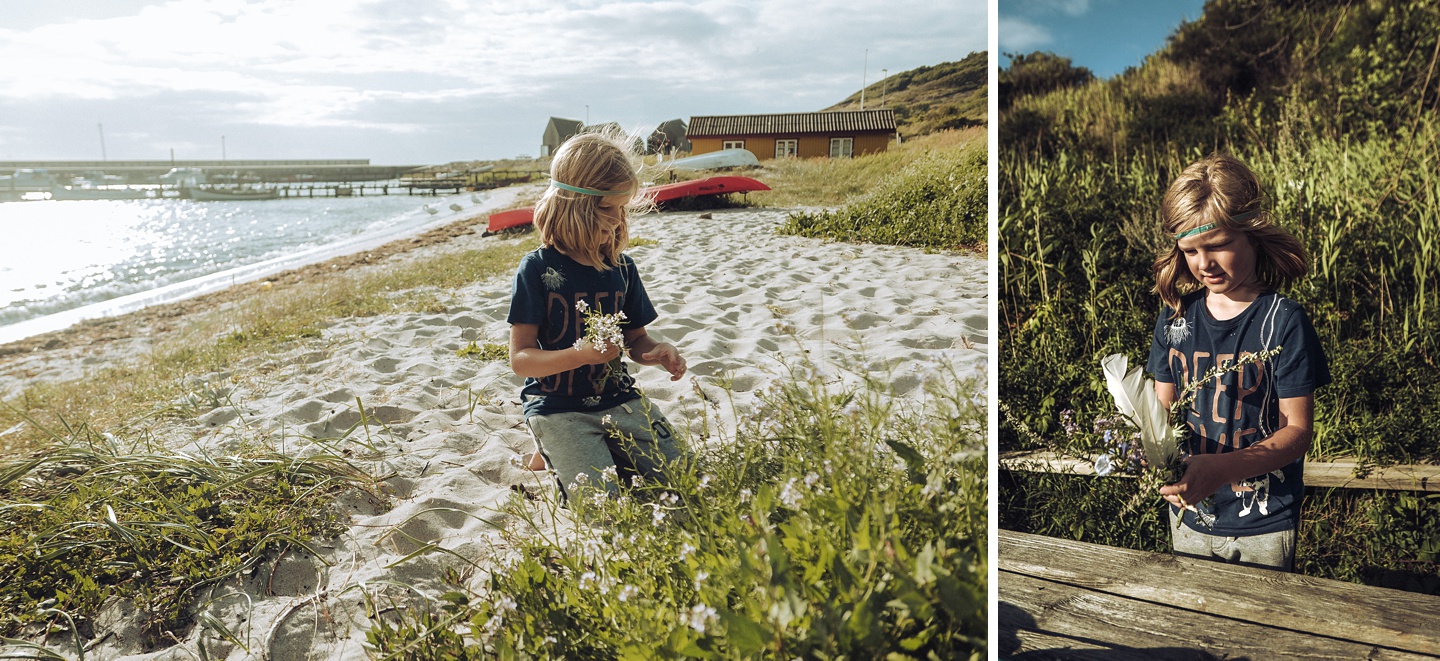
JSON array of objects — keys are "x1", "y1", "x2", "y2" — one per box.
[
  {"x1": 999, "y1": 530, "x2": 1440, "y2": 660},
  {"x1": 1001, "y1": 450, "x2": 1440, "y2": 492}
]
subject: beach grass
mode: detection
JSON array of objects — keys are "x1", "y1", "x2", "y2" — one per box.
[
  {"x1": 0, "y1": 424, "x2": 378, "y2": 649},
  {"x1": 781, "y1": 134, "x2": 986, "y2": 251},
  {"x1": 365, "y1": 357, "x2": 987, "y2": 659}
]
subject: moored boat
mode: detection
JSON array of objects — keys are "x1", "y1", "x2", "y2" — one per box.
[{"x1": 483, "y1": 175, "x2": 771, "y2": 235}]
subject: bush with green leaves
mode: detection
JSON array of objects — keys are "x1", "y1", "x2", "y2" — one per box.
[{"x1": 365, "y1": 364, "x2": 987, "y2": 660}]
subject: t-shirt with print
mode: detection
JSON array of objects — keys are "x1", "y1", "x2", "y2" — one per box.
[
  {"x1": 1146, "y1": 289, "x2": 1330, "y2": 537},
  {"x1": 507, "y1": 246, "x2": 658, "y2": 419}
]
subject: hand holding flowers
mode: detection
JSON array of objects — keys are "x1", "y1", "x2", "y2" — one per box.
[{"x1": 573, "y1": 299, "x2": 627, "y2": 365}]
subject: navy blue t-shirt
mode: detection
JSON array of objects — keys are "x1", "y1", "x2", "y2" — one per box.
[
  {"x1": 1146, "y1": 290, "x2": 1330, "y2": 536},
  {"x1": 507, "y1": 247, "x2": 658, "y2": 419}
]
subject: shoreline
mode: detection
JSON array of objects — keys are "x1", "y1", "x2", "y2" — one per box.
[{"x1": 0, "y1": 187, "x2": 533, "y2": 366}]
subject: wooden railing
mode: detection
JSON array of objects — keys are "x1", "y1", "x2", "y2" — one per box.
[
  {"x1": 1000, "y1": 530, "x2": 1440, "y2": 659},
  {"x1": 1000, "y1": 450, "x2": 1440, "y2": 491}
]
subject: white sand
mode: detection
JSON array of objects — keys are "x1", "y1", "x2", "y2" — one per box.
[{"x1": 10, "y1": 207, "x2": 986, "y2": 660}]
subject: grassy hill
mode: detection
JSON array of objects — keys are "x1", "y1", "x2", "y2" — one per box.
[{"x1": 825, "y1": 51, "x2": 987, "y2": 137}]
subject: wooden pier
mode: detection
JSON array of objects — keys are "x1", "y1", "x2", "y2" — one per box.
[{"x1": 1000, "y1": 530, "x2": 1440, "y2": 659}]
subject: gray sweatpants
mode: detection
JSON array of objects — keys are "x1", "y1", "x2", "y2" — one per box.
[
  {"x1": 1170, "y1": 509, "x2": 1297, "y2": 571},
  {"x1": 526, "y1": 397, "x2": 685, "y2": 501}
]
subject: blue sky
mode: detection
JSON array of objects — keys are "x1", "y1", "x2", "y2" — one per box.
[
  {"x1": 999, "y1": 0, "x2": 1207, "y2": 79},
  {"x1": 0, "y1": 0, "x2": 984, "y2": 165}
]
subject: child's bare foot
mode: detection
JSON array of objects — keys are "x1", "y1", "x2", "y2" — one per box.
[{"x1": 510, "y1": 452, "x2": 547, "y2": 472}]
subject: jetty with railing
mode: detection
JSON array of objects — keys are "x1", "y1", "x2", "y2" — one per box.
[{"x1": 1, "y1": 159, "x2": 539, "y2": 201}]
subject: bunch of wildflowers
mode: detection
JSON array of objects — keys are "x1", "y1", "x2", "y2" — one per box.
[{"x1": 573, "y1": 299, "x2": 628, "y2": 354}]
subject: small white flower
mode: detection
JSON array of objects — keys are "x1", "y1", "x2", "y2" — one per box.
[
  {"x1": 617, "y1": 584, "x2": 638, "y2": 602},
  {"x1": 679, "y1": 542, "x2": 696, "y2": 560},
  {"x1": 686, "y1": 603, "x2": 718, "y2": 634},
  {"x1": 650, "y1": 503, "x2": 666, "y2": 525},
  {"x1": 575, "y1": 299, "x2": 590, "y2": 313},
  {"x1": 631, "y1": 475, "x2": 645, "y2": 488},
  {"x1": 1094, "y1": 454, "x2": 1115, "y2": 477},
  {"x1": 778, "y1": 477, "x2": 802, "y2": 508},
  {"x1": 602, "y1": 414, "x2": 614, "y2": 425},
  {"x1": 694, "y1": 570, "x2": 709, "y2": 589},
  {"x1": 739, "y1": 488, "x2": 752, "y2": 501},
  {"x1": 803, "y1": 472, "x2": 820, "y2": 487},
  {"x1": 697, "y1": 474, "x2": 711, "y2": 489},
  {"x1": 601, "y1": 466, "x2": 619, "y2": 482}
]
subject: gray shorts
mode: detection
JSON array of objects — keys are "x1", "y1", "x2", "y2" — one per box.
[
  {"x1": 525, "y1": 397, "x2": 685, "y2": 501},
  {"x1": 1170, "y1": 509, "x2": 1296, "y2": 571}
]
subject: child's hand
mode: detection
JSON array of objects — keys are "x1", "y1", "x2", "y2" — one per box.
[
  {"x1": 641, "y1": 343, "x2": 687, "y2": 380},
  {"x1": 1159, "y1": 454, "x2": 1227, "y2": 511},
  {"x1": 577, "y1": 340, "x2": 623, "y2": 366}
]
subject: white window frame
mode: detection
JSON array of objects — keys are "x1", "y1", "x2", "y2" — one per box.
[
  {"x1": 774, "y1": 139, "x2": 798, "y2": 158},
  {"x1": 722, "y1": 140, "x2": 745, "y2": 150},
  {"x1": 829, "y1": 137, "x2": 854, "y2": 159}
]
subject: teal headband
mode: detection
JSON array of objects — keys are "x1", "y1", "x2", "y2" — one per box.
[
  {"x1": 1173, "y1": 209, "x2": 1261, "y2": 240},
  {"x1": 551, "y1": 180, "x2": 631, "y2": 197}
]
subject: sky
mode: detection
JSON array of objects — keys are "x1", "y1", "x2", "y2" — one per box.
[
  {"x1": 0, "y1": 0, "x2": 984, "y2": 165},
  {"x1": 999, "y1": 0, "x2": 1207, "y2": 79}
]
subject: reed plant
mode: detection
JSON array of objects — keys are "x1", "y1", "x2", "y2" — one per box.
[{"x1": 365, "y1": 360, "x2": 987, "y2": 659}]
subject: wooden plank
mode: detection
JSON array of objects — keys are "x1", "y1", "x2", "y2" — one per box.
[
  {"x1": 1000, "y1": 571, "x2": 1432, "y2": 660},
  {"x1": 1000, "y1": 530, "x2": 1440, "y2": 656},
  {"x1": 1000, "y1": 451, "x2": 1440, "y2": 491}
]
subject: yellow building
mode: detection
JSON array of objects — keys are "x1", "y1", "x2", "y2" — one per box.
[{"x1": 686, "y1": 110, "x2": 897, "y2": 160}]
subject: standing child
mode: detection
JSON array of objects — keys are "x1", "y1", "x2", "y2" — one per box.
[
  {"x1": 507, "y1": 132, "x2": 688, "y2": 501},
  {"x1": 1146, "y1": 153, "x2": 1330, "y2": 571}
]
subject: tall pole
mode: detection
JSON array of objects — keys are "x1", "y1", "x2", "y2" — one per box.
[
  {"x1": 860, "y1": 49, "x2": 868, "y2": 110},
  {"x1": 98, "y1": 123, "x2": 107, "y2": 161},
  {"x1": 881, "y1": 69, "x2": 888, "y2": 108}
]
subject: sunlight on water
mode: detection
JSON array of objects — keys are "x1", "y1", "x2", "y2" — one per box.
[{"x1": 0, "y1": 195, "x2": 459, "y2": 327}]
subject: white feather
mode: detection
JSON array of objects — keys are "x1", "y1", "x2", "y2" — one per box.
[{"x1": 1101, "y1": 353, "x2": 1178, "y2": 468}]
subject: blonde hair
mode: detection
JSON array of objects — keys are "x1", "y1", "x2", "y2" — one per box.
[
  {"x1": 534, "y1": 130, "x2": 650, "y2": 270},
  {"x1": 1152, "y1": 153, "x2": 1308, "y2": 317}
]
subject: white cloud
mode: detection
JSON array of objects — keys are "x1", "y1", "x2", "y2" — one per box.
[
  {"x1": 998, "y1": 17, "x2": 1052, "y2": 53},
  {"x1": 0, "y1": 0, "x2": 983, "y2": 161}
]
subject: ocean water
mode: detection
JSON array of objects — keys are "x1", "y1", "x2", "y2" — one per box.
[{"x1": 0, "y1": 192, "x2": 486, "y2": 341}]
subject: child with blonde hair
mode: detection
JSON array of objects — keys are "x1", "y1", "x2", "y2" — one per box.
[
  {"x1": 507, "y1": 131, "x2": 687, "y2": 500},
  {"x1": 1146, "y1": 153, "x2": 1330, "y2": 570}
]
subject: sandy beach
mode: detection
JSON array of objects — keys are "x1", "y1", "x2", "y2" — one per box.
[{"x1": 0, "y1": 202, "x2": 986, "y2": 660}]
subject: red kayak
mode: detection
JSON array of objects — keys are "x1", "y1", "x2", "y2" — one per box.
[{"x1": 483, "y1": 175, "x2": 771, "y2": 235}]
